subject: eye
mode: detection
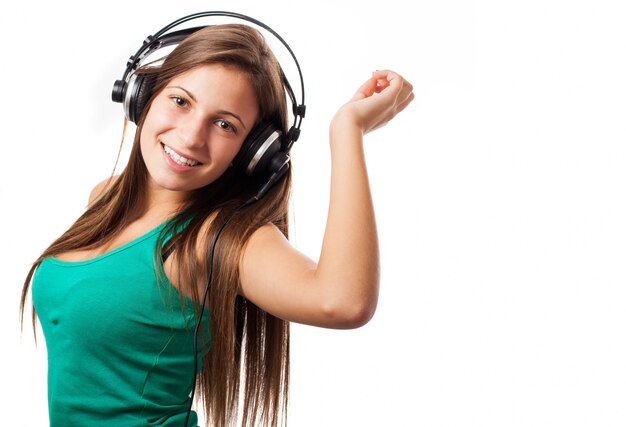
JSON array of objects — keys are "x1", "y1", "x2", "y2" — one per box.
[
  {"x1": 216, "y1": 119, "x2": 236, "y2": 133},
  {"x1": 171, "y1": 96, "x2": 188, "y2": 108}
]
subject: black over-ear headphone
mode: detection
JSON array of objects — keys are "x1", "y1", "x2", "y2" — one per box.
[{"x1": 112, "y1": 11, "x2": 306, "y2": 187}]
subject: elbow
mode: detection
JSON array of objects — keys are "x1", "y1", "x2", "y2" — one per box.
[
  {"x1": 322, "y1": 286, "x2": 379, "y2": 329},
  {"x1": 344, "y1": 301, "x2": 377, "y2": 329}
]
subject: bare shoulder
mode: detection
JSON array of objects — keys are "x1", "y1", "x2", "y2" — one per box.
[
  {"x1": 198, "y1": 219, "x2": 288, "y2": 260},
  {"x1": 88, "y1": 176, "x2": 119, "y2": 206},
  {"x1": 247, "y1": 222, "x2": 288, "y2": 245},
  {"x1": 242, "y1": 222, "x2": 294, "y2": 260}
]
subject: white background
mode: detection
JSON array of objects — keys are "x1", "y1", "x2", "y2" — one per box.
[{"x1": 2, "y1": 0, "x2": 626, "y2": 426}]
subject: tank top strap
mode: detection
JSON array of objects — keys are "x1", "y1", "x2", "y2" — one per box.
[{"x1": 160, "y1": 215, "x2": 194, "y2": 263}]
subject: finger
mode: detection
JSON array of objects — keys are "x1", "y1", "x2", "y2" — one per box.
[
  {"x1": 371, "y1": 71, "x2": 412, "y2": 103},
  {"x1": 395, "y1": 80, "x2": 414, "y2": 104},
  {"x1": 374, "y1": 78, "x2": 391, "y2": 93},
  {"x1": 353, "y1": 69, "x2": 402, "y2": 100},
  {"x1": 394, "y1": 91, "x2": 415, "y2": 115},
  {"x1": 374, "y1": 70, "x2": 408, "y2": 91},
  {"x1": 387, "y1": 77, "x2": 414, "y2": 108},
  {"x1": 372, "y1": 69, "x2": 399, "y2": 81},
  {"x1": 351, "y1": 76, "x2": 379, "y2": 101}
]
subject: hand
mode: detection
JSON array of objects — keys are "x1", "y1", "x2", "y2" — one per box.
[{"x1": 331, "y1": 70, "x2": 414, "y2": 136}]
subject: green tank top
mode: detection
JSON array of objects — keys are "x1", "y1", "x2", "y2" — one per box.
[{"x1": 32, "y1": 221, "x2": 209, "y2": 427}]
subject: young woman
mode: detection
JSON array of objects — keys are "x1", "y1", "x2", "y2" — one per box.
[{"x1": 20, "y1": 14, "x2": 414, "y2": 427}]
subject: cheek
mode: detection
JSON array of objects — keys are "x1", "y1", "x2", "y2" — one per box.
[
  {"x1": 138, "y1": 127, "x2": 154, "y2": 162},
  {"x1": 141, "y1": 100, "x2": 176, "y2": 133},
  {"x1": 211, "y1": 134, "x2": 247, "y2": 162},
  {"x1": 138, "y1": 106, "x2": 173, "y2": 151},
  {"x1": 229, "y1": 140, "x2": 247, "y2": 159},
  {"x1": 139, "y1": 110, "x2": 157, "y2": 147}
]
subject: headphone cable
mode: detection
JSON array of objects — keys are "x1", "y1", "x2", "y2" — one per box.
[{"x1": 182, "y1": 193, "x2": 259, "y2": 427}]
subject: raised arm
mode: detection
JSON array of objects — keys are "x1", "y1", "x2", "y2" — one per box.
[{"x1": 239, "y1": 70, "x2": 414, "y2": 329}]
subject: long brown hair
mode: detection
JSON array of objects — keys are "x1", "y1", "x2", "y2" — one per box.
[{"x1": 21, "y1": 24, "x2": 292, "y2": 426}]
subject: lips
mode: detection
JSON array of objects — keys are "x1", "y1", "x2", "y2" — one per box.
[{"x1": 161, "y1": 143, "x2": 202, "y2": 167}]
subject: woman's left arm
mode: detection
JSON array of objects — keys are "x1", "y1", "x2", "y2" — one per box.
[{"x1": 239, "y1": 70, "x2": 414, "y2": 329}]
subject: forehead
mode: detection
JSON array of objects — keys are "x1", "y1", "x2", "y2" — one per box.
[{"x1": 168, "y1": 64, "x2": 259, "y2": 122}]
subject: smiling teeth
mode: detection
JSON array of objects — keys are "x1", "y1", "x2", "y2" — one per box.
[{"x1": 163, "y1": 145, "x2": 200, "y2": 167}]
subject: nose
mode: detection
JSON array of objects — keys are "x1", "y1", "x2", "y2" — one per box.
[{"x1": 177, "y1": 113, "x2": 208, "y2": 149}]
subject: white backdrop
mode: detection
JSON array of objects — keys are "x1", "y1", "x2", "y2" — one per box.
[{"x1": 2, "y1": 0, "x2": 626, "y2": 426}]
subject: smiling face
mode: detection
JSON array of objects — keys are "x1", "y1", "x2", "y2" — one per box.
[{"x1": 139, "y1": 63, "x2": 259, "y2": 199}]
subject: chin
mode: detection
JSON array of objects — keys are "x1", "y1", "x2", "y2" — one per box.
[{"x1": 157, "y1": 173, "x2": 221, "y2": 193}]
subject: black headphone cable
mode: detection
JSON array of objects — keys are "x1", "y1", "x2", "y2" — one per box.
[{"x1": 183, "y1": 165, "x2": 288, "y2": 426}]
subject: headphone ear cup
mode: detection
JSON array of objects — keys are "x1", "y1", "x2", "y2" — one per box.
[
  {"x1": 128, "y1": 74, "x2": 156, "y2": 123},
  {"x1": 234, "y1": 123, "x2": 285, "y2": 176}
]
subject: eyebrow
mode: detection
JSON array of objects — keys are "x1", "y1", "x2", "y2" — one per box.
[{"x1": 166, "y1": 85, "x2": 248, "y2": 130}]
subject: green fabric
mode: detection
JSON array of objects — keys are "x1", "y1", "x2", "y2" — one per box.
[{"x1": 32, "y1": 222, "x2": 209, "y2": 426}]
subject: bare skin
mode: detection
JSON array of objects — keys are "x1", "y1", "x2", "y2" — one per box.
[
  {"x1": 239, "y1": 70, "x2": 414, "y2": 329},
  {"x1": 59, "y1": 67, "x2": 414, "y2": 330}
]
